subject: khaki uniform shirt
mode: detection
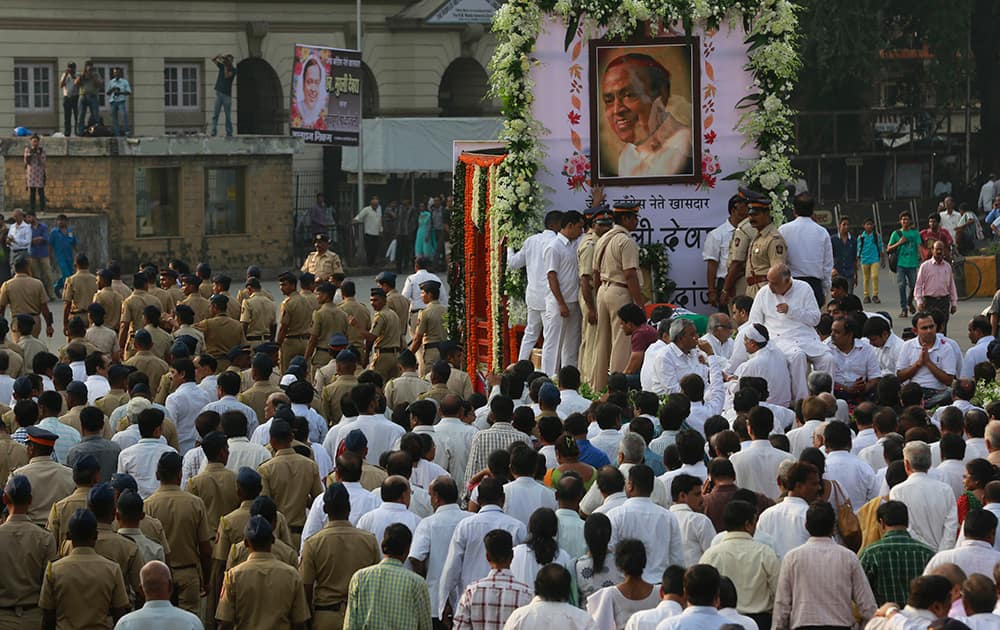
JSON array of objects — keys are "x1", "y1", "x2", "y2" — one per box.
[
  {"x1": 124, "y1": 350, "x2": 170, "y2": 388},
  {"x1": 95, "y1": 389, "x2": 129, "y2": 418},
  {"x1": 238, "y1": 381, "x2": 283, "y2": 429},
  {"x1": 594, "y1": 225, "x2": 640, "y2": 283},
  {"x1": 259, "y1": 448, "x2": 323, "y2": 528},
  {"x1": 321, "y1": 375, "x2": 359, "y2": 425},
  {"x1": 195, "y1": 314, "x2": 247, "y2": 359},
  {"x1": 727, "y1": 217, "x2": 757, "y2": 296},
  {"x1": 338, "y1": 299, "x2": 370, "y2": 354},
  {"x1": 58, "y1": 337, "x2": 99, "y2": 362},
  {"x1": 48, "y1": 485, "x2": 90, "y2": 549},
  {"x1": 172, "y1": 325, "x2": 206, "y2": 354},
  {"x1": 0, "y1": 273, "x2": 48, "y2": 318},
  {"x1": 746, "y1": 223, "x2": 788, "y2": 292},
  {"x1": 215, "y1": 291, "x2": 240, "y2": 320},
  {"x1": 0, "y1": 432, "x2": 27, "y2": 486},
  {"x1": 18, "y1": 335, "x2": 47, "y2": 371},
  {"x1": 214, "y1": 500, "x2": 293, "y2": 563},
  {"x1": 301, "y1": 250, "x2": 344, "y2": 280},
  {"x1": 300, "y1": 290, "x2": 320, "y2": 313},
  {"x1": 310, "y1": 304, "x2": 349, "y2": 364},
  {"x1": 143, "y1": 484, "x2": 212, "y2": 568},
  {"x1": 120, "y1": 289, "x2": 160, "y2": 340},
  {"x1": 384, "y1": 372, "x2": 431, "y2": 409},
  {"x1": 371, "y1": 308, "x2": 402, "y2": 350},
  {"x1": 0, "y1": 514, "x2": 58, "y2": 607},
  {"x1": 63, "y1": 270, "x2": 98, "y2": 314},
  {"x1": 239, "y1": 367, "x2": 279, "y2": 394},
  {"x1": 417, "y1": 383, "x2": 453, "y2": 404},
  {"x1": 447, "y1": 368, "x2": 474, "y2": 401},
  {"x1": 197, "y1": 282, "x2": 212, "y2": 299},
  {"x1": 2, "y1": 344, "x2": 24, "y2": 378},
  {"x1": 225, "y1": 538, "x2": 298, "y2": 570},
  {"x1": 216, "y1": 552, "x2": 311, "y2": 627},
  {"x1": 86, "y1": 325, "x2": 119, "y2": 357},
  {"x1": 186, "y1": 462, "x2": 239, "y2": 533},
  {"x1": 13, "y1": 455, "x2": 75, "y2": 526},
  {"x1": 181, "y1": 294, "x2": 211, "y2": 323},
  {"x1": 57, "y1": 524, "x2": 141, "y2": 599},
  {"x1": 578, "y1": 230, "x2": 598, "y2": 303},
  {"x1": 144, "y1": 324, "x2": 173, "y2": 360},
  {"x1": 113, "y1": 513, "x2": 172, "y2": 561},
  {"x1": 167, "y1": 285, "x2": 185, "y2": 308},
  {"x1": 150, "y1": 286, "x2": 174, "y2": 314},
  {"x1": 280, "y1": 293, "x2": 313, "y2": 337},
  {"x1": 236, "y1": 287, "x2": 274, "y2": 305},
  {"x1": 415, "y1": 302, "x2": 446, "y2": 345},
  {"x1": 300, "y1": 520, "x2": 381, "y2": 606},
  {"x1": 153, "y1": 373, "x2": 175, "y2": 405},
  {"x1": 38, "y1": 546, "x2": 130, "y2": 628},
  {"x1": 94, "y1": 287, "x2": 124, "y2": 331},
  {"x1": 112, "y1": 280, "x2": 131, "y2": 301},
  {"x1": 240, "y1": 293, "x2": 276, "y2": 339},
  {"x1": 386, "y1": 290, "x2": 410, "y2": 346}
]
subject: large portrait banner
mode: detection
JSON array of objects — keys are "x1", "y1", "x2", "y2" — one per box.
[
  {"x1": 290, "y1": 44, "x2": 361, "y2": 146},
  {"x1": 532, "y1": 18, "x2": 758, "y2": 311}
]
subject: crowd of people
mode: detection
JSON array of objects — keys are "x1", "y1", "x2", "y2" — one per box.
[{"x1": 2, "y1": 185, "x2": 1000, "y2": 629}]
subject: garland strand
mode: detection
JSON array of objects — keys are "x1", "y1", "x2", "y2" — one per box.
[{"x1": 448, "y1": 159, "x2": 467, "y2": 343}]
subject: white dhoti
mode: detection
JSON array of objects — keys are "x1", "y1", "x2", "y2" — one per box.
[
  {"x1": 541, "y1": 301, "x2": 582, "y2": 377},
  {"x1": 775, "y1": 338, "x2": 835, "y2": 404}
]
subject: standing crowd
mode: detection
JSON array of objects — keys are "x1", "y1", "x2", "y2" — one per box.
[{"x1": 2, "y1": 187, "x2": 1000, "y2": 630}]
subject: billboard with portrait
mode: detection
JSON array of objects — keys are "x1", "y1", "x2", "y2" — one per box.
[
  {"x1": 290, "y1": 44, "x2": 361, "y2": 146},
  {"x1": 590, "y1": 37, "x2": 700, "y2": 186}
]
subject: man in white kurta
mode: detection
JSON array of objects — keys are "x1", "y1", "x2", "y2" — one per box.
[
  {"x1": 729, "y1": 324, "x2": 793, "y2": 408},
  {"x1": 889, "y1": 440, "x2": 958, "y2": 551},
  {"x1": 658, "y1": 319, "x2": 715, "y2": 395},
  {"x1": 828, "y1": 318, "x2": 881, "y2": 402},
  {"x1": 639, "y1": 324, "x2": 671, "y2": 394},
  {"x1": 508, "y1": 214, "x2": 560, "y2": 362},
  {"x1": 606, "y1": 465, "x2": 684, "y2": 583},
  {"x1": 541, "y1": 214, "x2": 584, "y2": 377},
  {"x1": 747, "y1": 264, "x2": 834, "y2": 404}
]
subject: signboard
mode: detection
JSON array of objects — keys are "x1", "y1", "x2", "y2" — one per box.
[
  {"x1": 426, "y1": 0, "x2": 503, "y2": 24},
  {"x1": 290, "y1": 44, "x2": 361, "y2": 145}
]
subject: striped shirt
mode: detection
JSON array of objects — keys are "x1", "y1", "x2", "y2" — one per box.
[
  {"x1": 452, "y1": 569, "x2": 533, "y2": 630},
  {"x1": 346, "y1": 558, "x2": 432, "y2": 630},
  {"x1": 464, "y1": 423, "x2": 529, "y2": 483},
  {"x1": 858, "y1": 530, "x2": 935, "y2": 605}
]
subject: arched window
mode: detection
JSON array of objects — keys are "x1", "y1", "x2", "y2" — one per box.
[
  {"x1": 438, "y1": 58, "x2": 488, "y2": 117},
  {"x1": 362, "y1": 63, "x2": 378, "y2": 118}
]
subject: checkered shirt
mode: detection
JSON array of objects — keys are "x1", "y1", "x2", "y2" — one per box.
[
  {"x1": 858, "y1": 530, "x2": 937, "y2": 605},
  {"x1": 452, "y1": 569, "x2": 534, "y2": 630},
  {"x1": 345, "y1": 558, "x2": 432, "y2": 630},
  {"x1": 464, "y1": 423, "x2": 528, "y2": 483}
]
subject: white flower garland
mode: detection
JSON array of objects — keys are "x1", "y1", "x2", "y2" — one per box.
[{"x1": 470, "y1": 165, "x2": 484, "y2": 231}]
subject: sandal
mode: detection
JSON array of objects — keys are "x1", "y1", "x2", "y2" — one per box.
[{"x1": 872, "y1": 296, "x2": 880, "y2": 303}]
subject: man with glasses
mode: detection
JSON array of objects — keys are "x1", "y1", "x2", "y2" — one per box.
[{"x1": 700, "y1": 313, "x2": 734, "y2": 363}]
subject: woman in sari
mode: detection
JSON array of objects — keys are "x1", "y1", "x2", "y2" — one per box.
[
  {"x1": 414, "y1": 203, "x2": 436, "y2": 258},
  {"x1": 958, "y1": 458, "x2": 997, "y2": 525}
]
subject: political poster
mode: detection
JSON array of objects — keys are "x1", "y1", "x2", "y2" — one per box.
[{"x1": 290, "y1": 44, "x2": 361, "y2": 145}]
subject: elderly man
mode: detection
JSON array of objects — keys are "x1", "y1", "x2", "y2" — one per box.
[
  {"x1": 728, "y1": 323, "x2": 792, "y2": 408},
  {"x1": 747, "y1": 263, "x2": 834, "y2": 404},
  {"x1": 700, "y1": 312, "x2": 734, "y2": 363},
  {"x1": 657, "y1": 318, "x2": 719, "y2": 396},
  {"x1": 114, "y1": 560, "x2": 203, "y2": 629},
  {"x1": 600, "y1": 53, "x2": 692, "y2": 178},
  {"x1": 890, "y1": 440, "x2": 958, "y2": 551},
  {"x1": 914, "y1": 240, "x2": 958, "y2": 335},
  {"x1": 828, "y1": 317, "x2": 881, "y2": 404}
]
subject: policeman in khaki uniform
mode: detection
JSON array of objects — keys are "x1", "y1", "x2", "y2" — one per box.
[
  {"x1": 236, "y1": 266, "x2": 275, "y2": 305},
  {"x1": 320, "y1": 349, "x2": 361, "y2": 424},
  {"x1": 74, "y1": 483, "x2": 142, "y2": 603},
  {"x1": 408, "y1": 280, "x2": 446, "y2": 377},
  {"x1": 258, "y1": 420, "x2": 324, "y2": 549},
  {"x1": 299, "y1": 272, "x2": 322, "y2": 312},
  {"x1": 118, "y1": 272, "x2": 162, "y2": 355},
  {"x1": 61, "y1": 253, "x2": 98, "y2": 335},
  {"x1": 577, "y1": 204, "x2": 613, "y2": 386},
  {"x1": 39, "y1": 508, "x2": 130, "y2": 629},
  {"x1": 720, "y1": 190, "x2": 756, "y2": 307},
  {"x1": 240, "y1": 277, "x2": 276, "y2": 350},
  {"x1": 0, "y1": 475, "x2": 58, "y2": 630},
  {"x1": 216, "y1": 515, "x2": 311, "y2": 629},
  {"x1": 440, "y1": 341, "x2": 474, "y2": 401},
  {"x1": 0, "y1": 257, "x2": 54, "y2": 340},
  {"x1": 223, "y1": 496, "x2": 299, "y2": 570},
  {"x1": 301, "y1": 483, "x2": 381, "y2": 629},
  {"x1": 590, "y1": 200, "x2": 645, "y2": 391},
  {"x1": 238, "y1": 354, "x2": 283, "y2": 427},
  {"x1": 276, "y1": 272, "x2": 313, "y2": 373},
  {"x1": 337, "y1": 281, "x2": 371, "y2": 365},
  {"x1": 179, "y1": 274, "x2": 211, "y2": 324},
  {"x1": 160, "y1": 267, "x2": 185, "y2": 309},
  {"x1": 48, "y1": 454, "x2": 100, "y2": 549},
  {"x1": 376, "y1": 271, "x2": 411, "y2": 348},
  {"x1": 195, "y1": 294, "x2": 247, "y2": 371},
  {"x1": 313, "y1": 334, "x2": 353, "y2": 393},
  {"x1": 743, "y1": 194, "x2": 788, "y2": 297},
  {"x1": 352, "y1": 287, "x2": 402, "y2": 382},
  {"x1": 94, "y1": 269, "x2": 124, "y2": 332},
  {"x1": 124, "y1": 329, "x2": 171, "y2": 386},
  {"x1": 13, "y1": 426, "x2": 75, "y2": 526},
  {"x1": 306, "y1": 283, "x2": 349, "y2": 376},
  {"x1": 143, "y1": 451, "x2": 213, "y2": 615},
  {"x1": 186, "y1": 431, "x2": 240, "y2": 532},
  {"x1": 383, "y1": 350, "x2": 430, "y2": 409},
  {"x1": 300, "y1": 233, "x2": 344, "y2": 282}
]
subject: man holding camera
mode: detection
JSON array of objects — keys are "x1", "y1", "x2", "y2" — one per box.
[
  {"x1": 106, "y1": 67, "x2": 131, "y2": 137},
  {"x1": 74, "y1": 60, "x2": 102, "y2": 135},
  {"x1": 211, "y1": 54, "x2": 238, "y2": 137},
  {"x1": 59, "y1": 62, "x2": 79, "y2": 136}
]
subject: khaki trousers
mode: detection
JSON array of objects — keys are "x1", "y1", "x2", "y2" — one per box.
[
  {"x1": 371, "y1": 349, "x2": 399, "y2": 383},
  {"x1": 579, "y1": 297, "x2": 597, "y2": 386},
  {"x1": 589, "y1": 284, "x2": 632, "y2": 391},
  {"x1": 280, "y1": 338, "x2": 308, "y2": 373},
  {"x1": 418, "y1": 346, "x2": 440, "y2": 378},
  {"x1": 0, "y1": 607, "x2": 42, "y2": 630},
  {"x1": 29, "y1": 256, "x2": 55, "y2": 300},
  {"x1": 172, "y1": 565, "x2": 202, "y2": 614},
  {"x1": 312, "y1": 608, "x2": 346, "y2": 629}
]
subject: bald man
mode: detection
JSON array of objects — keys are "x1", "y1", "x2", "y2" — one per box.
[{"x1": 115, "y1": 560, "x2": 203, "y2": 629}]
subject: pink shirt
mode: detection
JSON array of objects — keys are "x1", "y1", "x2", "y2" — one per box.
[{"x1": 913, "y1": 257, "x2": 958, "y2": 307}]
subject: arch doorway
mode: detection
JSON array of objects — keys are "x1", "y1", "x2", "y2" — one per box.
[
  {"x1": 237, "y1": 58, "x2": 283, "y2": 135},
  {"x1": 438, "y1": 58, "x2": 488, "y2": 117}
]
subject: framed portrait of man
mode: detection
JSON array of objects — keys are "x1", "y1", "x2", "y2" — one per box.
[{"x1": 589, "y1": 37, "x2": 701, "y2": 186}]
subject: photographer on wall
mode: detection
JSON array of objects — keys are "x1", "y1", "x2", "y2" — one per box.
[
  {"x1": 23, "y1": 134, "x2": 46, "y2": 213},
  {"x1": 59, "y1": 62, "x2": 79, "y2": 136},
  {"x1": 106, "y1": 67, "x2": 131, "y2": 137},
  {"x1": 74, "y1": 60, "x2": 102, "y2": 135}
]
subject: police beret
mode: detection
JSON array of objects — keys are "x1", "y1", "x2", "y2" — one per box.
[
  {"x1": 244, "y1": 514, "x2": 274, "y2": 546},
  {"x1": 256, "y1": 342, "x2": 279, "y2": 355},
  {"x1": 328, "y1": 333, "x2": 349, "y2": 347},
  {"x1": 66, "y1": 381, "x2": 88, "y2": 399},
  {"x1": 226, "y1": 344, "x2": 251, "y2": 360},
  {"x1": 110, "y1": 473, "x2": 139, "y2": 494},
  {"x1": 370, "y1": 287, "x2": 386, "y2": 298},
  {"x1": 4, "y1": 475, "x2": 31, "y2": 503},
  {"x1": 344, "y1": 428, "x2": 368, "y2": 452},
  {"x1": 73, "y1": 454, "x2": 100, "y2": 476},
  {"x1": 336, "y1": 349, "x2": 358, "y2": 362},
  {"x1": 375, "y1": 271, "x2": 396, "y2": 284},
  {"x1": 419, "y1": 280, "x2": 441, "y2": 291},
  {"x1": 133, "y1": 329, "x2": 152, "y2": 345},
  {"x1": 210, "y1": 294, "x2": 229, "y2": 308},
  {"x1": 12, "y1": 376, "x2": 32, "y2": 397},
  {"x1": 87, "y1": 483, "x2": 116, "y2": 512},
  {"x1": 236, "y1": 467, "x2": 262, "y2": 490},
  {"x1": 612, "y1": 200, "x2": 642, "y2": 213}
]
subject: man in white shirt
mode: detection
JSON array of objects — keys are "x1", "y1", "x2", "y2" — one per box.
[
  {"x1": 938, "y1": 195, "x2": 962, "y2": 239},
  {"x1": 786, "y1": 396, "x2": 829, "y2": 458},
  {"x1": 667, "y1": 474, "x2": 716, "y2": 567},
  {"x1": 822, "y1": 421, "x2": 879, "y2": 510},
  {"x1": 957, "y1": 573, "x2": 1000, "y2": 629},
  {"x1": 553, "y1": 476, "x2": 587, "y2": 560},
  {"x1": 556, "y1": 366, "x2": 594, "y2": 418},
  {"x1": 6, "y1": 208, "x2": 31, "y2": 269},
  {"x1": 727, "y1": 324, "x2": 793, "y2": 408},
  {"x1": 541, "y1": 211, "x2": 584, "y2": 377},
  {"x1": 863, "y1": 315, "x2": 905, "y2": 377},
  {"x1": 704, "y1": 195, "x2": 747, "y2": 309},
  {"x1": 979, "y1": 174, "x2": 996, "y2": 213},
  {"x1": 83, "y1": 352, "x2": 111, "y2": 404},
  {"x1": 438, "y1": 478, "x2": 527, "y2": 618},
  {"x1": 353, "y1": 195, "x2": 383, "y2": 267},
  {"x1": 652, "y1": 565, "x2": 730, "y2": 630},
  {"x1": 828, "y1": 318, "x2": 881, "y2": 404},
  {"x1": 961, "y1": 316, "x2": 995, "y2": 378},
  {"x1": 755, "y1": 460, "x2": 822, "y2": 558},
  {"x1": 622, "y1": 565, "x2": 684, "y2": 629},
  {"x1": 589, "y1": 403, "x2": 624, "y2": 463},
  {"x1": 639, "y1": 320, "x2": 671, "y2": 394},
  {"x1": 607, "y1": 465, "x2": 684, "y2": 583},
  {"x1": 432, "y1": 394, "x2": 478, "y2": 489},
  {"x1": 355, "y1": 475, "x2": 422, "y2": 545},
  {"x1": 722, "y1": 295, "x2": 755, "y2": 374},
  {"x1": 164, "y1": 358, "x2": 213, "y2": 455},
  {"x1": 658, "y1": 431, "x2": 708, "y2": 501},
  {"x1": 748, "y1": 263, "x2": 835, "y2": 404},
  {"x1": 864, "y1": 575, "x2": 952, "y2": 630},
  {"x1": 896, "y1": 312, "x2": 961, "y2": 401},
  {"x1": 408, "y1": 477, "x2": 473, "y2": 624},
  {"x1": 778, "y1": 193, "x2": 834, "y2": 307},
  {"x1": 301, "y1": 452, "x2": 381, "y2": 546},
  {"x1": 508, "y1": 211, "x2": 562, "y2": 362},
  {"x1": 116, "y1": 407, "x2": 177, "y2": 498},
  {"x1": 502, "y1": 446, "x2": 557, "y2": 525},
  {"x1": 200, "y1": 371, "x2": 259, "y2": 438},
  {"x1": 218, "y1": 410, "x2": 270, "y2": 472},
  {"x1": 658, "y1": 318, "x2": 715, "y2": 395},
  {"x1": 700, "y1": 313, "x2": 734, "y2": 364},
  {"x1": 730, "y1": 407, "x2": 795, "y2": 500},
  {"x1": 680, "y1": 371, "x2": 724, "y2": 437},
  {"x1": 852, "y1": 402, "x2": 879, "y2": 455},
  {"x1": 925, "y1": 508, "x2": 1000, "y2": 578},
  {"x1": 890, "y1": 440, "x2": 958, "y2": 551},
  {"x1": 343, "y1": 382, "x2": 405, "y2": 465},
  {"x1": 586, "y1": 466, "x2": 628, "y2": 516},
  {"x1": 400, "y1": 257, "x2": 449, "y2": 322},
  {"x1": 502, "y1": 564, "x2": 597, "y2": 630}
]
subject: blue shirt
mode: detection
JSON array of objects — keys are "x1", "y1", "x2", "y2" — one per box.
[
  {"x1": 830, "y1": 232, "x2": 857, "y2": 278},
  {"x1": 113, "y1": 599, "x2": 203, "y2": 630},
  {"x1": 29, "y1": 222, "x2": 49, "y2": 258},
  {"x1": 986, "y1": 207, "x2": 1000, "y2": 226},
  {"x1": 37, "y1": 416, "x2": 82, "y2": 464},
  {"x1": 575, "y1": 439, "x2": 611, "y2": 468},
  {"x1": 49, "y1": 227, "x2": 77, "y2": 262},
  {"x1": 857, "y1": 230, "x2": 884, "y2": 265},
  {"x1": 106, "y1": 77, "x2": 131, "y2": 104},
  {"x1": 644, "y1": 448, "x2": 666, "y2": 476}
]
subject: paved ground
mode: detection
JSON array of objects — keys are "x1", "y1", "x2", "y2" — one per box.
[{"x1": 35, "y1": 263, "x2": 994, "y2": 355}]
